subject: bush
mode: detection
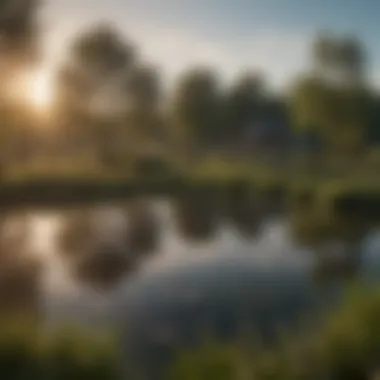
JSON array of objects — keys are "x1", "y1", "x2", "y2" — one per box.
[
  {"x1": 0, "y1": 318, "x2": 121, "y2": 380},
  {"x1": 133, "y1": 155, "x2": 172, "y2": 179},
  {"x1": 167, "y1": 285, "x2": 380, "y2": 380},
  {"x1": 167, "y1": 342, "x2": 243, "y2": 380}
]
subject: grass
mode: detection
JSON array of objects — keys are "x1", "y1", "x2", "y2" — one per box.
[
  {"x1": 3, "y1": 153, "x2": 380, "y2": 214},
  {"x1": 167, "y1": 284, "x2": 380, "y2": 380},
  {"x1": 0, "y1": 317, "x2": 121, "y2": 379}
]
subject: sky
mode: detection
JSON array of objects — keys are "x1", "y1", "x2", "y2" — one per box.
[{"x1": 41, "y1": 0, "x2": 380, "y2": 91}]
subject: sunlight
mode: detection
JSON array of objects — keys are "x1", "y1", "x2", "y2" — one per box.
[
  {"x1": 29, "y1": 69, "x2": 53, "y2": 112},
  {"x1": 6, "y1": 68, "x2": 54, "y2": 116}
]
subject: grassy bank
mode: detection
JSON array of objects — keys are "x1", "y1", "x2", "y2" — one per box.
[{"x1": 2, "y1": 155, "x2": 380, "y2": 218}]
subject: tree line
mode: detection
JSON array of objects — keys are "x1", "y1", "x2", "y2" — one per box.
[{"x1": 1, "y1": 0, "x2": 380, "y2": 173}]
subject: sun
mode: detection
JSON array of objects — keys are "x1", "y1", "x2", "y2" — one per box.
[
  {"x1": 29, "y1": 69, "x2": 53, "y2": 112},
  {"x1": 4, "y1": 67, "x2": 55, "y2": 122}
]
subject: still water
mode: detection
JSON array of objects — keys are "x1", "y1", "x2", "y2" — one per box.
[{"x1": 2, "y1": 196, "x2": 380, "y2": 376}]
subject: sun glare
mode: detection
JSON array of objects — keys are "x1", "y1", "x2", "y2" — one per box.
[
  {"x1": 7, "y1": 68, "x2": 54, "y2": 116},
  {"x1": 29, "y1": 70, "x2": 53, "y2": 112}
]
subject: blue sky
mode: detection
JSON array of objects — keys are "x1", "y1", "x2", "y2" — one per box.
[{"x1": 42, "y1": 0, "x2": 380, "y2": 90}]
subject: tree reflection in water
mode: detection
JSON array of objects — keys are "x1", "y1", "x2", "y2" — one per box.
[
  {"x1": 73, "y1": 242, "x2": 135, "y2": 290},
  {"x1": 55, "y1": 200, "x2": 161, "y2": 290},
  {"x1": 125, "y1": 199, "x2": 160, "y2": 258},
  {"x1": 289, "y1": 190, "x2": 380, "y2": 282},
  {"x1": 173, "y1": 190, "x2": 220, "y2": 241},
  {"x1": 222, "y1": 182, "x2": 262, "y2": 238},
  {"x1": 54, "y1": 193, "x2": 380, "y2": 288},
  {"x1": 5, "y1": 190, "x2": 379, "y2": 298},
  {"x1": 0, "y1": 214, "x2": 42, "y2": 316},
  {"x1": 56, "y1": 210, "x2": 97, "y2": 259}
]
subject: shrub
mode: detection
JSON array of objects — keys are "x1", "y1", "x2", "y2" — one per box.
[
  {"x1": 167, "y1": 285, "x2": 380, "y2": 380},
  {"x1": 0, "y1": 318, "x2": 121, "y2": 380}
]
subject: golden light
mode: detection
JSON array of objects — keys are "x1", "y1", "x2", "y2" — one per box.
[
  {"x1": 28, "y1": 69, "x2": 53, "y2": 113},
  {"x1": 6, "y1": 68, "x2": 54, "y2": 116},
  {"x1": 4, "y1": 68, "x2": 54, "y2": 121}
]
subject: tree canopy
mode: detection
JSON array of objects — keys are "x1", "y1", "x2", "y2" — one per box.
[{"x1": 291, "y1": 34, "x2": 372, "y2": 154}]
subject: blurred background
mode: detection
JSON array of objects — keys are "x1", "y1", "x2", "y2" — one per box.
[{"x1": 1, "y1": 1, "x2": 380, "y2": 379}]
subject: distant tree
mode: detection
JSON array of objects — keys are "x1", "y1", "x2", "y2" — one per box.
[
  {"x1": 313, "y1": 33, "x2": 366, "y2": 85},
  {"x1": 369, "y1": 96, "x2": 380, "y2": 145},
  {"x1": 56, "y1": 23, "x2": 164, "y2": 166},
  {"x1": 0, "y1": 0, "x2": 41, "y2": 162},
  {"x1": 56, "y1": 23, "x2": 135, "y2": 122},
  {"x1": 223, "y1": 72, "x2": 265, "y2": 145},
  {"x1": 55, "y1": 23, "x2": 135, "y2": 167},
  {"x1": 125, "y1": 64, "x2": 164, "y2": 149},
  {"x1": 291, "y1": 33, "x2": 371, "y2": 155},
  {"x1": 0, "y1": 0, "x2": 40, "y2": 76},
  {"x1": 338, "y1": 37, "x2": 366, "y2": 84},
  {"x1": 171, "y1": 67, "x2": 221, "y2": 152}
]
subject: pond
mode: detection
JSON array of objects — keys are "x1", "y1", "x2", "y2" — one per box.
[{"x1": 1, "y1": 194, "x2": 380, "y2": 378}]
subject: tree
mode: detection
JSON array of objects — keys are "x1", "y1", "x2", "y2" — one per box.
[
  {"x1": 312, "y1": 33, "x2": 366, "y2": 86},
  {"x1": 0, "y1": 0, "x2": 40, "y2": 76},
  {"x1": 338, "y1": 37, "x2": 366, "y2": 85},
  {"x1": 56, "y1": 23, "x2": 136, "y2": 122},
  {"x1": 368, "y1": 95, "x2": 380, "y2": 145},
  {"x1": 223, "y1": 72, "x2": 265, "y2": 145},
  {"x1": 171, "y1": 67, "x2": 221, "y2": 151},
  {"x1": 0, "y1": 0, "x2": 41, "y2": 163},
  {"x1": 55, "y1": 23, "x2": 164, "y2": 167},
  {"x1": 55, "y1": 23, "x2": 131, "y2": 166},
  {"x1": 291, "y1": 34, "x2": 371, "y2": 155},
  {"x1": 125, "y1": 64, "x2": 164, "y2": 149}
]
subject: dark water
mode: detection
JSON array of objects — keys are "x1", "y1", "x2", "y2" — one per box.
[{"x1": 2, "y1": 198, "x2": 380, "y2": 378}]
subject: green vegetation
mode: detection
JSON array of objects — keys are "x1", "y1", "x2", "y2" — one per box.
[
  {"x1": 0, "y1": 3, "x2": 379, "y2": 184},
  {"x1": 0, "y1": 318, "x2": 120, "y2": 379},
  {"x1": 2, "y1": 2, "x2": 380, "y2": 379},
  {"x1": 168, "y1": 284, "x2": 380, "y2": 380},
  {"x1": 2, "y1": 286, "x2": 380, "y2": 380},
  {"x1": 0, "y1": 2, "x2": 380, "y2": 212}
]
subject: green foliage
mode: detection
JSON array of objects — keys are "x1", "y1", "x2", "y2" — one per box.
[
  {"x1": 168, "y1": 342, "x2": 243, "y2": 380},
  {"x1": 291, "y1": 76, "x2": 330, "y2": 133},
  {"x1": 223, "y1": 71, "x2": 265, "y2": 141},
  {"x1": 44, "y1": 325, "x2": 120, "y2": 380},
  {"x1": 0, "y1": 319, "x2": 120, "y2": 380},
  {"x1": 55, "y1": 22, "x2": 165, "y2": 169},
  {"x1": 312, "y1": 33, "x2": 366, "y2": 84},
  {"x1": 56, "y1": 22, "x2": 135, "y2": 118},
  {"x1": 292, "y1": 34, "x2": 371, "y2": 155},
  {"x1": 168, "y1": 285, "x2": 380, "y2": 380},
  {"x1": 292, "y1": 76, "x2": 371, "y2": 153},
  {"x1": 71, "y1": 23, "x2": 134, "y2": 77},
  {"x1": 171, "y1": 67, "x2": 221, "y2": 148}
]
